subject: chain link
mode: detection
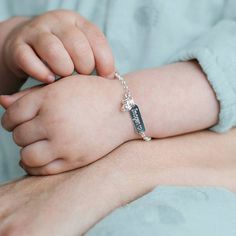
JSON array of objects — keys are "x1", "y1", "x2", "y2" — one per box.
[{"x1": 114, "y1": 72, "x2": 151, "y2": 142}]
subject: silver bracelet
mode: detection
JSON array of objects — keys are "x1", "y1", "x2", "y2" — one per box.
[{"x1": 115, "y1": 72, "x2": 151, "y2": 142}]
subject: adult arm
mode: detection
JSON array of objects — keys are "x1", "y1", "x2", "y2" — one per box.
[{"x1": 0, "y1": 129, "x2": 236, "y2": 235}]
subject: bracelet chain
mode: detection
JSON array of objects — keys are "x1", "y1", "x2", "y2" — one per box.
[{"x1": 115, "y1": 72, "x2": 151, "y2": 142}]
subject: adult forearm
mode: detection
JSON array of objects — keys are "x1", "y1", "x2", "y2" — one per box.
[
  {"x1": 69, "y1": 129, "x2": 236, "y2": 233},
  {"x1": 0, "y1": 16, "x2": 28, "y2": 94},
  {"x1": 1, "y1": 130, "x2": 235, "y2": 235},
  {"x1": 107, "y1": 130, "x2": 236, "y2": 205},
  {"x1": 125, "y1": 61, "x2": 219, "y2": 138}
]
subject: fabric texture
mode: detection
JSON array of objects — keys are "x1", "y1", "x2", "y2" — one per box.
[
  {"x1": 87, "y1": 186, "x2": 236, "y2": 236},
  {"x1": 1, "y1": 0, "x2": 236, "y2": 132}
]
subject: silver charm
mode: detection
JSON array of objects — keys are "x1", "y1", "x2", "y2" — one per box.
[{"x1": 115, "y1": 72, "x2": 151, "y2": 142}]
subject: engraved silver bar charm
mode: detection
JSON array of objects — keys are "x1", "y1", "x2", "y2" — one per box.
[
  {"x1": 129, "y1": 104, "x2": 146, "y2": 134},
  {"x1": 115, "y1": 72, "x2": 151, "y2": 142}
]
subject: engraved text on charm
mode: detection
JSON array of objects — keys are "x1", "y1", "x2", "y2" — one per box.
[{"x1": 129, "y1": 104, "x2": 146, "y2": 134}]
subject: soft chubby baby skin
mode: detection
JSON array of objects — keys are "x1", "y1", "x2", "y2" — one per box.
[
  {"x1": 0, "y1": 9, "x2": 115, "y2": 94},
  {"x1": 1, "y1": 75, "x2": 133, "y2": 175},
  {"x1": 0, "y1": 8, "x2": 220, "y2": 177},
  {"x1": 0, "y1": 61, "x2": 219, "y2": 176}
]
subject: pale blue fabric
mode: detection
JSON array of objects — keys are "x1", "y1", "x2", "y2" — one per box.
[
  {"x1": 1, "y1": 0, "x2": 236, "y2": 132},
  {"x1": 1, "y1": 1, "x2": 236, "y2": 235},
  {"x1": 87, "y1": 187, "x2": 236, "y2": 236}
]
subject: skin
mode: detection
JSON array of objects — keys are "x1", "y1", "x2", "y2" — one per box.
[
  {"x1": 0, "y1": 10, "x2": 115, "y2": 95},
  {"x1": 0, "y1": 129, "x2": 236, "y2": 235},
  {"x1": 0, "y1": 9, "x2": 231, "y2": 236},
  {"x1": 1, "y1": 75, "x2": 132, "y2": 175},
  {"x1": 1, "y1": 61, "x2": 219, "y2": 175}
]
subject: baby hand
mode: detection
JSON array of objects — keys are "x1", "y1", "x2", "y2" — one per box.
[
  {"x1": 1, "y1": 76, "x2": 133, "y2": 175},
  {"x1": 2, "y1": 10, "x2": 115, "y2": 83}
]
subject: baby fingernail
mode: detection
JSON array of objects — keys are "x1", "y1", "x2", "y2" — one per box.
[
  {"x1": 47, "y1": 75, "x2": 55, "y2": 83},
  {"x1": 106, "y1": 72, "x2": 115, "y2": 79}
]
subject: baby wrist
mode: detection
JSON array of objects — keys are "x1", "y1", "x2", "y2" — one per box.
[{"x1": 114, "y1": 72, "x2": 152, "y2": 142}]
